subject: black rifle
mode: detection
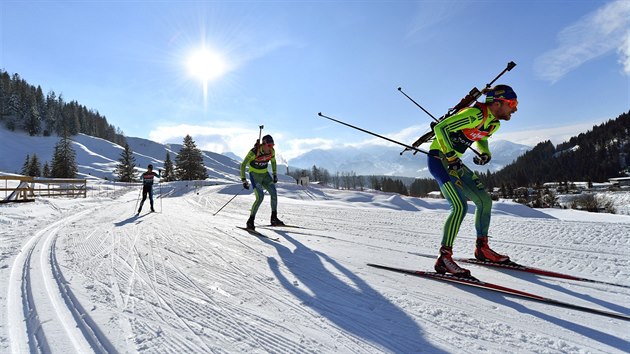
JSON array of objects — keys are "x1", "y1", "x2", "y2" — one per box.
[{"x1": 399, "y1": 61, "x2": 516, "y2": 156}]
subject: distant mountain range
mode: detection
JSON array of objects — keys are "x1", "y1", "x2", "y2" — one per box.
[
  {"x1": 1, "y1": 125, "x2": 529, "y2": 181},
  {"x1": 287, "y1": 140, "x2": 532, "y2": 178}
]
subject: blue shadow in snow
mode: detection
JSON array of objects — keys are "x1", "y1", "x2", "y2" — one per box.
[
  {"x1": 262, "y1": 231, "x2": 446, "y2": 354},
  {"x1": 446, "y1": 281, "x2": 630, "y2": 351}
]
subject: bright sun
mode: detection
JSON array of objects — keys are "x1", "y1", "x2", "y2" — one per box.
[{"x1": 186, "y1": 47, "x2": 228, "y2": 83}]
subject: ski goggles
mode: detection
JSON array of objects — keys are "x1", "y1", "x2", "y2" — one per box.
[{"x1": 495, "y1": 98, "x2": 518, "y2": 109}]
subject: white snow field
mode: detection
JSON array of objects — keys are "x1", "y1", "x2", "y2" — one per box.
[{"x1": 1, "y1": 181, "x2": 629, "y2": 353}]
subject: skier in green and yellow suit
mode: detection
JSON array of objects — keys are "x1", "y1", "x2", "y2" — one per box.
[
  {"x1": 240, "y1": 134, "x2": 285, "y2": 230},
  {"x1": 428, "y1": 85, "x2": 518, "y2": 277}
]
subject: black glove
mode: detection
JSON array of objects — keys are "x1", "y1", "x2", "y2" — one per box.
[
  {"x1": 242, "y1": 180, "x2": 250, "y2": 189},
  {"x1": 473, "y1": 153, "x2": 491, "y2": 165},
  {"x1": 273, "y1": 174, "x2": 278, "y2": 183}
]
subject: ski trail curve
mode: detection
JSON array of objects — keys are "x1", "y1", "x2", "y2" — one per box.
[{"x1": 7, "y1": 208, "x2": 115, "y2": 354}]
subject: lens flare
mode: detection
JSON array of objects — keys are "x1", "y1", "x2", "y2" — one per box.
[{"x1": 186, "y1": 47, "x2": 228, "y2": 104}]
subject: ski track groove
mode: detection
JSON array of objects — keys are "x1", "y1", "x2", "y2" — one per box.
[
  {"x1": 9, "y1": 188, "x2": 627, "y2": 353},
  {"x1": 7, "y1": 207, "x2": 114, "y2": 354},
  {"x1": 106, "y1": 200, "x2": 318, "y2": 353}
]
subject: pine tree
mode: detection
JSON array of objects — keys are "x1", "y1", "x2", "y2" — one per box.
[
  {"x1": 115, "y1": 143, "x2": 137, "y2": 182},
  {"x1": 42, "y1": 162, "x2": 50, "y2": 177},
  {"x1": 24, "y1": 100, "x2": 41, "y2": 136},
  {"x1": 21, "y1": 154, "x2": 30, "y2": 175},
  {"x1": 174, "y1": 135, "x2": 208, "y2": 181},
  {"x1": 162, "y1": 152, "x2": 175, "y2": 181},
  {"x1": 27, "y1": 154, "x2": 42, "y2": 177},
  {"x1": 50, "y1": 133, "x2": 78, "y2": 178}
]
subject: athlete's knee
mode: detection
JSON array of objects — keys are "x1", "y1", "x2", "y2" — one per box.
[{"x1": 452, "y1": 200, "x2": 468, "y2": 216}]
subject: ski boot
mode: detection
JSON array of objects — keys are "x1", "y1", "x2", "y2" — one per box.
[
  {"x1": 270, "y1": 211, "x2": 285, "y2": 226},
  {"x1": 246, "y1": 216, "x2": 256, "y2": 230},
  {"x1": 435, "y1": 246, "x2": 471, "y2": 277},
  {"x1": 475, "y1": 236, "x2": 510, "y2": 263}
]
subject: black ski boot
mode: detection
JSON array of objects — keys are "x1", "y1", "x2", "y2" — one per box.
[
  {"x1": 246, "y1": 215, "x2": 255, "y2": 230},
  {"x1": 270, "y1": 211, "x2": 285, "y2": 226}
]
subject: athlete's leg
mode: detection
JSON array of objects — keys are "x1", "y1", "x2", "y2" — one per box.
[
  {"x1": 458, "y1": 166, "x2": 492, "y2": 236},
  {"x1": 249, "y1": 172, "x2": 265, "y2": 217},
  {"x1": 428, "y1": 155, "x2": 468, "y2": 247}
]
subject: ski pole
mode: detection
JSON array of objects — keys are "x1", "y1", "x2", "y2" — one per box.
[
  {"x1": 397, "y1": 87, "x2": 439, "y2": 123},
  {"x1": 159, "y1": 182, "x2": 163, "y2": 213},
  {"x1": 317, "y1": 112, "x2": 439, "y2": 158},
  {"x1": 134, "y1": 186, "x2": 141, "y2": 215},
  {"x1": 213, "y1": 187, "x2": 245, "y2": 216}
]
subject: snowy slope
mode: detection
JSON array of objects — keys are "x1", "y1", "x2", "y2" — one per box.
[
  {"x1": 0, "y1": 127, "x2": 241, "y2": 181},
  {"x1": 1, "y1": 181, "x2": 629, "y2": 353}
]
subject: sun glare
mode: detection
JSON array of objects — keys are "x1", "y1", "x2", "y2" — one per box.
[
  {"x1": 185, "y1": 46, "x2": 228, "y2": 106},
  {"x1": 186, "y1": 47, "x2": 228, "y2": 83}
]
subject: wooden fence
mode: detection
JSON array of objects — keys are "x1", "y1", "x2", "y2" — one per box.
[{"x1": 0, "y1": 176, "x2": 87, "y2": 202}]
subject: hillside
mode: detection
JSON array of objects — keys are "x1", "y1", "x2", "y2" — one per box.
[
  {"x1": 483, "y1": 111, "x2": 630, "y2": 187},
  {"x1": 0, "y1": 126, "x2": 242, "y2": 182}
]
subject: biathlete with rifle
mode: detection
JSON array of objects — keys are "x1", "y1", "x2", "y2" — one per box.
[
  {"x1": 429, "y1": 85, "x2": 518, "y2": 277},
  {"x1": 240, "y1": 134, "x2": 285, "y2": 230}
]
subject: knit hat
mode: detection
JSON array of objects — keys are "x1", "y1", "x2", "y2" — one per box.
[
  {"x1": 262, "y1": 135, "x2": 274, "y2": 144},
  {"x1": 485, "y1": 84, "x2": 517, "y2": 103}
]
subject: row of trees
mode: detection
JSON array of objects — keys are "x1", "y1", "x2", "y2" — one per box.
[
  {"x1": 21, "y1": 134, "x2": 78, "y2": 178},
  {"x1": 21, "y1": 134, "x2": 208, "y2": 182},
  {"x1": 114, "y1": 134, "x2": 208, "y2": 182},
  {"x1": 0, "y1": 70, "x2": 126, "y2": 145},
  {"x1": 479, "y1": 111, "x2": 629, "y2": 188},
  {"x1": 288, "y1": 164, "x2": 439, "y2": 197}
]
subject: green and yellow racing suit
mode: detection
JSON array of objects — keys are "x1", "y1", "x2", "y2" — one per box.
[
  {"x1": 240, "y1": 146, "x2": 278, "y2": 217},
  {"x1": 427, "y1": 103, "x2": 499, "y2": 247}
]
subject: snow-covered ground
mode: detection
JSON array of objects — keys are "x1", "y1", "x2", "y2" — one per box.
[{"x1": 1, "y1": 180, "x2": 629, "y2": 353}]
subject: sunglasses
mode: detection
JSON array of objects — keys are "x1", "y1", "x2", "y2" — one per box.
[{"x1": 495, "y1": 98, "x2": 518, "y2": 109}]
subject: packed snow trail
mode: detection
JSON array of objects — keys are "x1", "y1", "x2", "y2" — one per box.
[
  {"x1": 7, "y1": 207, "x2": 115, "y2": 353},
  {"x1": 1, "y1": 182, "x2": 629, "y2": 353}
]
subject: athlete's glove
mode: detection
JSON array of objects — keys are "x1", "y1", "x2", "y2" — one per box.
[
  {"x1": 272, "y1": 174, "x2": 278, "y2": 183},
  {"x1": 473, "y1": 153, "x2": 491, "y2": 166},
  {"x1": 242, "y1": 179, "x2": 250, "y2": 189}
]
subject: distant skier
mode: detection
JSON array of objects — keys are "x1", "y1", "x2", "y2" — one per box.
[
  {"x1": 428, "y1": 85, "x2": 518, "y2": 277},
  {"x1": 138, "y1": 164, "x2": 161, "y2": 214},
  {"x1": 240, "y1": 134, "x2": 284, "y2": 230}
]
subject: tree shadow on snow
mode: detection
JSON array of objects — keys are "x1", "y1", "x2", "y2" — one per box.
[{"x1": 262, "y1": 231, "x2": 446, "y2": 354}]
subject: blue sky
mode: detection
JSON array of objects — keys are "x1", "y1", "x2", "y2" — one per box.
[{"x1": 1, "y1": 0, "x2": 629, "y2": 163}]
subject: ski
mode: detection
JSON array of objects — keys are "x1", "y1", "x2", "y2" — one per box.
[
  {"x1": 263, "y1": 224, "x2": 305, "y2": 229},
  {"x1": 236, "y1": 226, "x2": 280, "y2": 241},
  {"x1": 367, "y1": 263, "x2": 630, "y2": 321},
  {"x1": 412, "y1": 252, "x2": 630, "y2": 289},
  {"x1": 453, "y1": 257, "x2": 630, "y2": 289}
]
